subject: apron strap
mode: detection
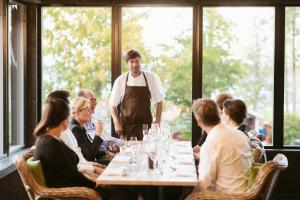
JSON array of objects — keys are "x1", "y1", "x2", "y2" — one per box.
[
  {"x1": 142, "y1": 71, "x2": 151, "y2": 99},
  {"x1": 120, "y1": 72, "x2": 130, "y2": 110}
]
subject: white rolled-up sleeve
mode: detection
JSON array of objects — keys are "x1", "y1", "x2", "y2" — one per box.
[
  {"x1": 149, "y1": 72, "x2": 165, "y2": 104},
  {"x1": 109, "y1": 77, "x2": 123, "y2": 107}
]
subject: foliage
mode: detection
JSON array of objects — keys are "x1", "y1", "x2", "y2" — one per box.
[
  {"x1": 42, "y1": 8, "x2": 151, "y2": 102},
  {"x1": 154, "y1": 32, "x2": 192, "y2": 111},
  {"x1": 234, "y1": 17, "x2": 273, "y2": 115},
  {"x1": 285, "y1": 7, "x2": 300, "y2": 113},
  {"x1": 122, "y1": 9, "x2": 153, "y2": 70},
  {"x1": 202, "y1": 8, "x2": 243, "y2": 97},
  {"x1": 284, "y1": 113, "x2": 300, "y2": 145},
  {"x1": 42, "y1": 8, "x2": 112, "y2": 101}
]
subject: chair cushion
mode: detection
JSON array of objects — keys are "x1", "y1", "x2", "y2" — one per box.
[
  {"x1": 248, "y1": 163, "x2": 263, "y2": 187},
  {"x1": 26, "y1": 157, "x2": 46, "y2": 186}
]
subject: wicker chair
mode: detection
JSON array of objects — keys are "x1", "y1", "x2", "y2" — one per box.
[
  {"x1": 14, "y1": 149, "x2": 102, "y2": 200},
  {"x1": 185, "y1": 153, "x2": 288, "y2": 200},
  {"x1": 252, "y1": 147, "x2": 265, "y2": 163}
]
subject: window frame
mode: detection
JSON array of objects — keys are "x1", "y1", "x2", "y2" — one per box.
[
  {"x1": 0, "y1": 0, "x2": 27, "y2": 160},
  {"x1": 36, "y1": 1, "x2": 299, "y2": 150},
  {"x1": 0, "y1": 0, "x2": 4, "y2": 157},
  {"x1": 8, "y1": 2, "x2": 27, "y2": 154},
  {"x1": 1, "y1": 0, "x2": 300, "y2": 164}
]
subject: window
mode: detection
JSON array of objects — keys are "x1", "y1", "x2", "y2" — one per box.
[
  {"x1": 0, "y1": 0, "x2": 4, "y2": 156},
  {"x1": 8, "y1": 3, "x2": 26, "y2": 153},
  {"x1": 122, "y1": 7, "x2": 193, "y2": 140},
  {"x1": 284, "y1": 7, "x2": 300, "y2": 146},
  {"x1": 42, "y1": 7, "x2": 112, "y2": 135},
  {"x1": 203, "y1": 7, "x2": 275, "y2": 145}
]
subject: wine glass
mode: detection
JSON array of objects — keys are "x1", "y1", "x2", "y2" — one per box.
[
  {"x1": 151, "y1": 122, "x2": 159, "y2": 136},
  {"x1": 130, "y1": 136, "x2": 138, "y2": 146},
  {"x1": 142, "y1": 124, "x2": 149, "y2": 140},
  {"x1": 148, "y1": 142, "x2": 160, "y2": 174}
]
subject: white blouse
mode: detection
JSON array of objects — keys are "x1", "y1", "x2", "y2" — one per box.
[{"x1": 60, "y1": 129, "x2": 94, "y2": 174}]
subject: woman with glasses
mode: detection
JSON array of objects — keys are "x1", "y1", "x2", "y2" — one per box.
[{"x1": 70, "y1": 97, "x2": 105, "y2": 162}]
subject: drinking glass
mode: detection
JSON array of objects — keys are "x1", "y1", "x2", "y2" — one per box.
[
  {"x1": 149, "y1": 151, "x2": 158, "y2": 173},
  {"x1": 130, "y1": 136, "x2": 138, "y2": 146},
  {"x1": 142, "y1": 123, "x2": 149, "y2": 139},
  {"x1": 148, "y1": 142, "x2": 160, "y2": 174},
  {"x1": 119, "y1": 145, "x2": 126, "y2": 155},
  {"x1": 151, "y1": 122, "x2": 159, "y2": 136}
]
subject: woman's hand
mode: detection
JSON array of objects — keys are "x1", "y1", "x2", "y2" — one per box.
[
  {"x1": 83, "y1": 174, "x2": 97, "y2": 182},
  {"x1": 93, "y1": 166, "x2": 104, "y2": 175},
  {"x1": 95, "y1": 121, "x2": 104, "y2": 136}
]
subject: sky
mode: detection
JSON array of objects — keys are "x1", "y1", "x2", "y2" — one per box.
[{"x1": 128, "y1": 7, "x2": 275, "y2": 58}]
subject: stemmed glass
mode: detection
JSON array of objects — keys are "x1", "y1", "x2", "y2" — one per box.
[
  {"x1": 148, "y1": 142, "x2": 159, "y2": 174},
  {"x1": 151, "y1": 122, "x2": 159, "y2": 136},
  {"x1": 130, "y1": 136, "x2": 138, "y2": 146},
  {"x1": 142, "y1": 124, "x2": 149, "y2": 140}
]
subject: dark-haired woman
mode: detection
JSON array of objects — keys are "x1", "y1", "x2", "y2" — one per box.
[
  {"x1": 221, "y1": 99, "x2": 266, "y2": 163},
  {"x1": 33, "y1": 99, "x2": 95, "y2": 188},
  {"x1": 221, "y1": 99, "x2": 250, "y2": 136}
]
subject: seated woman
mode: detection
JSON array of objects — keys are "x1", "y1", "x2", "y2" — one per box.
[
  {"x1": 221, "y1": 99, "x2": 250, "y2": 135},
  {"x1": 46, "y1": 90, "x2": 104, "y2": 176},
  {"x1": 70, "y1": 97, "x2": 105, "y2": 163},
  {"x1": 221, "y1": 98, "x2": 266, "y2": 162},
  {"x1": 33, "y1": 98, "x2": 95, "y2": 188}
]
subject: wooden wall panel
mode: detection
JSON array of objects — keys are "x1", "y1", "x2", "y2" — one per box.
[
  {"x1": 266, "y1": 150, "x2": 300, "y2": 200},
  {"x1": 25, "y1": 4, "x2": 39, "y2": 147},
  {"x1": 0, "y1": 170, "x2": 28, "y2": 200}
]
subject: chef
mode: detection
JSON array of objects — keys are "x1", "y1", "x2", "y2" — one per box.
[{"x1": 109, "y1": 50, "x2": 164, "y2": 140}]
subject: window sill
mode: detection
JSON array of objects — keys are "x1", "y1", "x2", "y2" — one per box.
[{"x1": 0, "y1": 148, "x2": 29, "y2": 179}]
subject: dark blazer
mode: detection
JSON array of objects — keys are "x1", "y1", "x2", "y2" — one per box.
[
  {"x1": 34, "y1": 135, "x2": 95, "y2": 188},
  {"x1": 196, "y1": 132, "x2": 207, "y2": 147},
  {"x1": 70, "y1": 118, "x2": 103, "y2": 161},
  {"x1": 238, "y1": 124, "x2": 251, "y2": 137}
]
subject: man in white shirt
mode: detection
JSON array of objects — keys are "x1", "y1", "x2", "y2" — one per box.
[
  {"x1": 192, "y1": 98, "x2": 252, "y2": 192},
  {"x1": 109, "y1": 50, "x2": 164, "y2": 140}
]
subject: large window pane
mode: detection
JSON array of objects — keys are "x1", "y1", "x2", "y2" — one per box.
[
  {"x1": 284, "y1": 7, "x2": 300, "y2": 146},
  {"x1": 203, "y1": 7, "x2": 275, "y2": 145},
  {"x1": 42, "y1": 7, "x2": 112, "y2": 135},
  {"x1": 8, "y1": 3, "x2": 26, "y2": 152},
  {"x1": 122, "y1": 7, "x2": 193, "y2": 140},
  {"x1": 0, "y1": 0, "x2": 4, "y2": 156}
]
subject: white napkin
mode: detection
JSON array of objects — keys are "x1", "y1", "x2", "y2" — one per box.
[
  {"x1": 175, "y1": 141, "x2": 191, "y2": 147},
  {"x1": 176, "y1": 148, "x2": 192, "y2": 154},
  {"x1": 104, "y1": 168, "x2": 123, "y2": 176},
  {"x1": 177, "y1": 156, "x2": 194, "y2": 165},
  {"x1": 114, "y1": 155, "x2": 131, "y2": 162},
  {"x1": 175, "y1": 171, "x2": 194, "y2": 177},
  {"x1": 176, "y1": 165, "x2": 195, "y2": 171}
]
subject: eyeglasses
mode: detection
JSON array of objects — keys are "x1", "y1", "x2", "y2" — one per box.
[
  {"x1": 89, "y1": 97, "x2": 96, "y2": 102},
  {"x1": 79, "y1": 107, "x2": 90, "y2": 112}
]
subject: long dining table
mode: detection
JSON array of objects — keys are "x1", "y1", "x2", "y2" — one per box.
[{"x1": 96, "y1": 141, "x2": 198, "y2": 187}]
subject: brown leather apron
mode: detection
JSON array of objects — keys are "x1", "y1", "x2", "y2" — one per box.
[{"x1": 119, "y1": 72, "x2": 152, "y2": 141}]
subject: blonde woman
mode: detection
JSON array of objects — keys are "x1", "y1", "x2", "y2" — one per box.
[{"x1": 70, "y1": 97, "x2": 104, "y2": 162}]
